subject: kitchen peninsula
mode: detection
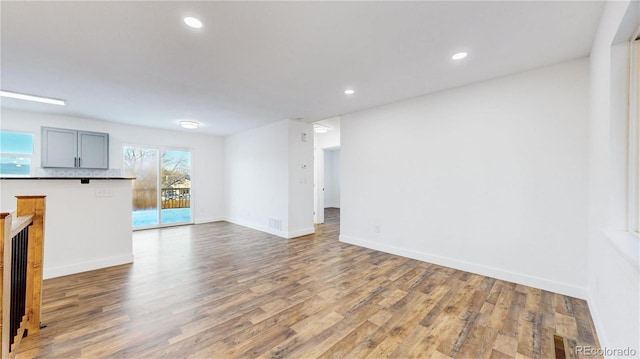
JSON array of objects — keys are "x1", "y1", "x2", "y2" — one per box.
[{"x1": 0, "y1": 177, "x2": 135, "y2": 279}]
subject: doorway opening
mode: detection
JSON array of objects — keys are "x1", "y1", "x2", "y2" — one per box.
[
  {"x1": 313, "y1": 116, "x2": 341, "y2": 225},
  {"x1": 324, "y1": 207, "x2": 340, "y2": 225}
]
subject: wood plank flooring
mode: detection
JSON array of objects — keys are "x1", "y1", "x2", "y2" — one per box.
[{"x1": 16, "y1": 208, "x2": 600, "y2": 358}]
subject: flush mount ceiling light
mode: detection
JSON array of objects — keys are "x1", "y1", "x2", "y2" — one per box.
[
  {"x1": 344, "y1": 89, "x2": 355, "y2": 95},
  {"x1": 314, "y1": 124, "x2": 331, "y2": 134},
  {"x1": 0, "y1": 90, "x2": 66, "y2": 106},
  {"x1": 184, "y1": 17, "x2": 203, "y2": 29},
  {"x1": 179, "y1": 120, "x2": 199, "y2": 129},
  {"x1": 452, "y1": 52, "x2": 468, "y2": 60}
]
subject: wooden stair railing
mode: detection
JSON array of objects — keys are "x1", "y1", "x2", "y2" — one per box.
[{"x1": 0, "y1": 196, "x2": 46, "y2": 359}]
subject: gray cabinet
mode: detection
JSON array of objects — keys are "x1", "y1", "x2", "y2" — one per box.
[
  {"x1": 77, "y1": 131, "x2": 109, "y2": 169},
  {"x1": 41, "y1": 127, "x2": 109, "y2": 169}
]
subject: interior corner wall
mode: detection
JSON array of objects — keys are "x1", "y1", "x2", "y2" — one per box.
[
  {"x1": 224, "y1": 119, "x2": 314, "y2": 238},
  {"x1": 587, "y1": 0, "x2": 640, "y2": 353},
  {"x1": 340, "y1": 58, "x2": 590, "y2": 299},
  {"x1": 225, "y1": 119, "x2": 290, "y2": 237}
]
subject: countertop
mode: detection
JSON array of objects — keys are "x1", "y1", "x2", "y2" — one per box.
[{"x1": 0, "y1": 177, "x2": 135, "y2": 180}]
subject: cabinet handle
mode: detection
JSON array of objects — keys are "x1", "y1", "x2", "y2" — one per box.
[
  {"x1": 74, "y1": 157, "x2": 77, "y2": 167},
  {"x1": 78, "y1": 157, "x2": 81, "y2": 168}
]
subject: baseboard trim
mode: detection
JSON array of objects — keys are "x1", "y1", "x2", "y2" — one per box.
[
  {"x1": 194, "y1": 216, "x2": 226, "y2": 224},
  {"x1": 587, "y1": 292, "x2": 610, "y2": 354},
  {"x1": 339, "y1": 234, "x2": 587, "y2": 299},
  {"x1": 224, "y1": 218, "x2": 315, "y2": 239},
  {"x1": 44, "y1": 254, "x2": 134, "y2": 279},
  {"x1": 288, "y1": 227, "x2": 315, "y2": 238},
  {"x1": 225, "y1": 217, "x2": 289, "y2": 238}
]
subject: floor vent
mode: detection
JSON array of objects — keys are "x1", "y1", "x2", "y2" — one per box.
[
  {"x1": 268, "y1": 218, "x2": 282, "y2": 231},
  {"x1": 554, "y1": 334, "x2": 568, "y2": 359}
]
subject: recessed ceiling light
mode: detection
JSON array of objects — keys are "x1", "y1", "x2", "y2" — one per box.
[
  {"x1": 344, "y1": 89, "x2": 355, "y2": 95},
  {"x1": 452, "y1": 52, "x2": 468, "y2": 60},
  {"x1": 314, "y1": 124, "x2": 331, "y2": 134},
  {"x1": 184, "y1": 17, "x2": 203, "y2": 29},
  {"x1": 0, "y1": 90, "x2": 66, "y2": 106},
  {"x1": 179, "y1": 120, "x2": 199, "y2": 129}
]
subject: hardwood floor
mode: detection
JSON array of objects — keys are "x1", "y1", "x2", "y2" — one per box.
[{"x1": 16, "y1": 208, "x2": 600, "y2": 358}]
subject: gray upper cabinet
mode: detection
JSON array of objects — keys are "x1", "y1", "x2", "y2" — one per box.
[
  {"x1": 77, "y1": 131, "x2": 109, "y2": 169},
  {"x1": 42, "y1": 127, "x2": 109, "y2": 169},
  {"x1": 41, "y1": 127, "x2": 77, "y2": 168}
]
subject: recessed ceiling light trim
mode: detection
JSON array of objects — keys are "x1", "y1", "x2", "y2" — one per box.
[
  {"x1": 452, "y1": 52, "x2": 468, "y2": 60},
  {"x1": 314, "y1": 124, "x2": 331, "y2": 133},
  {"x1": 184, "y1": 17, "x2": 203, "y2": 29},
  {"x1": 179, "y1": 120, "x2": 199, "y2": 129},
  {"x1": 0, "y1": 90, "x2": 66, "y2": 106}
]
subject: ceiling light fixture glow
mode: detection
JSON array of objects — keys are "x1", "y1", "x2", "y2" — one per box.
[
  {"x1": 314, "y1": 124, "x2": 331, "y2": 134},
  {"x1": 344, "y1": 89, "x2": 355, "y2": 95},
  {"x1": 452, "y1": 52, "x2": 468, "y2": 60},
  {"x1": 0, "y1": 90, "x2": 66, "y2": 106},
  {"x1": 184, "y1": 17, "x2": 203, "y2": 29},
  {"x1": 179, "y1": 120, "x2": 199, "y2": 129}
]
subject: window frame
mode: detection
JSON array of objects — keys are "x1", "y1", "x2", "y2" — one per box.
[
  {"x1": 629, "y1": 35, "x2": 640, "y2": 234},
  {"x1": 123, "y1": 143, "x2": 194, "y2": 229},
  {"x1": 0, "y1": 130, "x2": 35, "y2": 177}
]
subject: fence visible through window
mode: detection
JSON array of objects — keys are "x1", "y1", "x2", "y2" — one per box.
[{"x1": 124, "y1": 146, "x2": 192, "y2": 228}]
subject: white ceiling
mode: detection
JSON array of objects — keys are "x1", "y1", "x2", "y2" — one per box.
[{"x1": 1, "y1": 1, "x2": 604, "y2": 136}]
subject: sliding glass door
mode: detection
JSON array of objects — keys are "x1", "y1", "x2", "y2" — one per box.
[
  {"x1": 124, "y1": 146, "x2": 192, "y2": 229},
  {"x1": 160, "y1": 150, "x2": 192, "y2": 225},
  {"x1": 124, "y1": 146, "x2": 159, "y2": 227}
]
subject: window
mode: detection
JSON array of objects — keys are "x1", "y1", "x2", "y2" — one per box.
[
  {"x1": 0, "y1": 131, "x2": 34, "y2": 176},
  {"x1": 631, "y1": 37, "x2": 640, "y2": 234}
]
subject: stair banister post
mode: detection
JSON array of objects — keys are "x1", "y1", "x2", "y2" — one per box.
[
  {"x1": 15, "y1": 196, "x2": 46, "y2": 336},
  {"x1": 0, "y1": 212, "x2": 12, "y2": 359}
]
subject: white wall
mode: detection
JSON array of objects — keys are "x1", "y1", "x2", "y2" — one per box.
[
  {"x1": 587, "y1": 0, "x2": 640, "y2": 354},
  {"x1": 340, "y1": 58, "x2": 590, "y2": 298},
  {"x1": 288, "y1": 120, "x2": 315, "y2": 237},
  {"x1": 225, "y1": 120, "x2": 288, "y2": 236},
  {"x1": 313, "y1": 148, "x2": 325, "y2": 223},
  {"x1": 314, "y1": 116, "x2": 341, "y2": 150},
  {"x1": 225, "y1": 119, "x2": 314, "y2": 238},
  {"x1": 0, "y1": 108, "x2": 226, "y2": 224},
  {"x1": 1, "y1": 179, "x2": 133, "y2": 279},
  {"x1": 324, "y1": 149, "x2": 341, "y2": 208}
]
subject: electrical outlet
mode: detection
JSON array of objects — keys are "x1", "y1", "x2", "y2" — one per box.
[{"x1": 95, "y1": 188, "x2": 113, "y2": 198}]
